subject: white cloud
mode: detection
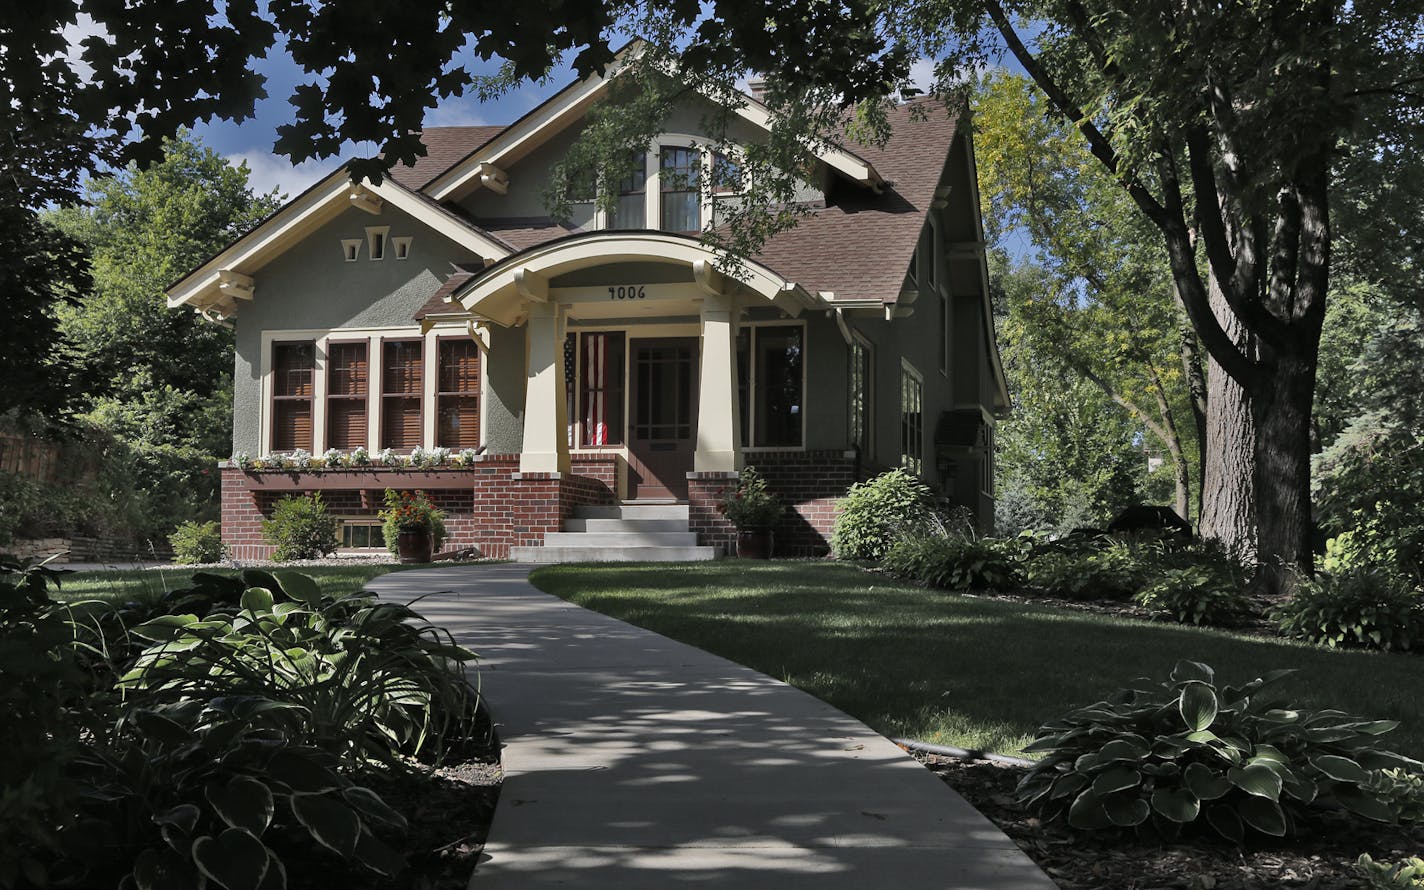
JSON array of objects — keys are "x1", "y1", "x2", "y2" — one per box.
[
  {"x1": 424, "y1": 99, "x2": 491, "y2": 128},
  {"x1": 908, "y1": 58, "x2": 938, "y2": 93},
  {"x1": 226, "y1": 150, "x2": 329, "y2": 199}
]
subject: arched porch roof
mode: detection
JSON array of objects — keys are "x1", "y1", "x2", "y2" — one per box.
[{"x1": 449, "y1": 230, "x2": 821, "y2": 326}]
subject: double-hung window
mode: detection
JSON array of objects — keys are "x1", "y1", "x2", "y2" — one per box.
[
  {"x1": 610, "y1": 152, "x2": 647, "y2": 229},
  {"x1": 325, "y1": 342, "x2": 368, "y2": 450},
  {"x1": 848, "y1": 335, "x2": 872, "y2": 456},
  {"x1": 381, "y1": 340, "x2": 423, "y2": 450},
  {"x1": 736, "y1": 325, "x2": 805, "y2": 448},
  {"x1": 436, "y1": 339, "x2": 480, "y2": 450},
  {"x1": 900, "y1": 361, "x2": 924, "y2": 475},
  {"x1": 659, "y1": 146, "x2": 701, "y2": 233},
  {"x1": 271, "y1": 342, "x2": 315, "y2": 452}
]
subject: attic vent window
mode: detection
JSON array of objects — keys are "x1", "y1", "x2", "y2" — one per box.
[
  {"x1": 366, "y1": 226, "x2": 389, "y2": 261},
  {"x1": 393, "y1": 236, "x2": 412, "y2": 260},
  {"x1": 341, "y1": 239, "x2": 361, "y2": 262}
]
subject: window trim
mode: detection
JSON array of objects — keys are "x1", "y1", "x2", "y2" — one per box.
[
  {"x1": 392, "y1": 236, "x2": 413, "y2": 261},
  {"x1": 378, "y1": 336, "x2": 425, "y2": 452},
  {"x1": 341, "y1": 239, "x2": 362, "y2": 262},
  {"x1": 269, "y1": 340, "x2": 316, "y2": 454},
  {"x1": 900, "y1": 359, "x2": 925, "y2": 476},
  {"x1": 434, "y1": 334, "x2": 482, "y2": 451},
  {"x1": 366, "y1": 226, "x2": 390, "y2": 261},
  {"x1": 323, "y1": 338, "x2": 370, "y2": 452},
  {"x1": 337, "y1": 517, "x2": 384, "y2": 551},
  {"x1": 591, "y1": 135, "x2": 746, "y2": 234},
  {"x1": 739, "y1": 319, "x2": 808, "y2": 452}
]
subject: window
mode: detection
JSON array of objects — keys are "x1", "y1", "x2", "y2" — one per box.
[
  {"x1": 939, "y1": 290, "x2": 950, "y2": 376},
  {"x1": 567, "y1": 163, "x2": 597, "y2": 230},
  {"x1": 339, "y1": 521, "x2": 382, "y2": 549},
  {"x1": 436, "y1": 339, "x2": 480, "y2": 450},
  {"x1": 901, "y1": 361, "x2": 924, "y2": 475},
  {"x1": 848, "y1": 335, "x2": 872, "y2": 455},
  {"x1": 393, "y1": 236, "x2": 412, "y2": 260},
  {"x1": 366, "y1": 226, "x2": 389, "y2": 261},
  {"x1": 660, "y1": 146, "x2": 701, "y2": 232},
  {"x1": 711, "y1": 151, "x2": 741, "y2": 194},
  {"x1": 271, "y1": 342, "x2": 315, "y2": 452},
  {"x1": 610, "y1": 152, "x2": 647, "y2": 229},
  {"x1": 381, "y1": 340, "x2": 423, "y2": 450},
  {"x1": 325, "y1": 342, "x2": 369, "y2": 450},
  {"x1": 341, "y1": 239, "x2": 361, "y2": 262},
  {"x1": 579, "y1": 332, "x2": 625, "y2": 446},
  {"x1": 736, "y1": 325, "x2": 804, "y2": 448},
  {"x1": 982, "y1": 424, "x2": 995, "y2": 496}
]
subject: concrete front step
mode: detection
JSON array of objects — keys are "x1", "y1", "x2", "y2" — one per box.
[
  {"x1": 574, "y1": 504, "x2": 690, "y2": 521},
  {"x1": 561, "y1": 518, "x2": 691, "y2": 533},
  {"x1": 542, "y1": 531, "x2": 699, "y2": 547},
  {"x1": 511, "y1": 545, "x2": 717, "y2": 564}
]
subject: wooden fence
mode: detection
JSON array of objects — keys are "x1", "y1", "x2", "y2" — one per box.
[{"x1": 0, "y1": 432, "x2": 66, "y2": 483}]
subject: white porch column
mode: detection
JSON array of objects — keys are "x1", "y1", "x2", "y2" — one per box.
[
  {"x1": 520, "y1": 302, "x2": 571, "y2": 474},
  {"x1": 694, "y1": 293, "x2": 743, "y2": 473}
]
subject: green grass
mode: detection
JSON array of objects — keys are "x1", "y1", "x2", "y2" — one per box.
[
  {"x1": 54, "y1": 564, "x2": 419, "y2": 605},
  {"x1": 529, "y1": 560, "x2": 1424, "y2": 759}
]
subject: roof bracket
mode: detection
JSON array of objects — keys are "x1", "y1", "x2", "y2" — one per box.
[
  {"x1": 514, "y1": 268, "x2": 548, "y2": 303},
  {"x1": 832, "y1": 307, "x2": 853, "y2": 345},
  {"x1": 692, "y1": 259, "x2": 726, "y2": 297},
  {"x1": 217, "y1": 270, "x2": 254, "y2": 301},
  {"x1": 348, "y1": 186, "x2": 384, "y2": 215},
  {"x1": 466, "y1": 320, "x2": 492, "y2": 353},
  {"x1": 478, "y1": 163, "x2": 509, "y2": 195}
]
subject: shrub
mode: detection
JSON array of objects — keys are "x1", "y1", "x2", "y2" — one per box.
[
  {"x1": 831, "y1": 469, "x2": 934, "y2": 561},
  {"x1": 1358, "y1": 855, "x2": 1424, "y2": 890},
  {"x1": 1017, "y1": 660, "x2": 1423, "y2": 843},
  {"x1": 883, "y1": 531, "x2": 1024, "y2": 591},
  {"x1": 1365, "y1": 767, "x2": 1424, "y2": 824},
  {"x1": 717, "y1": 467, "x2": 784, "y2": 530},
  {"x1": 168, "y1": 520, "x2": 227, "y2": 564},
  {"x1": 1274, "y1": 567, "x2": 1424, "y2": 651},
  {"x1": 1134, "y1": 564, "x2": 1249, "y2": 625},
  {"x1": 262, "y1": 494, "x2": 338, "y2": 561},
  {"x1": 1024, "y1": 540, "x2": 1149, "y2": 600},
  {"x1": 379, "y1": 490, "x2": 448, "y2": 555}
]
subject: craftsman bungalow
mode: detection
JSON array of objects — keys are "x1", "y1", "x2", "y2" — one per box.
[{"x1": 168, "y1": 47, "x2": 1009, "y2": 561}]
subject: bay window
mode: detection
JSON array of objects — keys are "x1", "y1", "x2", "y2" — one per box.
[
  {"x1": 271, "y1": 342, "x2": 314, "y2": 452},
  {"x1": 381, "y1": 340, "x2": 423, "y2": 450}
]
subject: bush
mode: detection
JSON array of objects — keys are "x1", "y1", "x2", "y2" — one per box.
[
  {"x1": 1018, "y1": 660, "x2": 1424, "y2": 843},
  {"x1": 168, "y1": 520, "x2": 227, "y2": 564},
  {"x1": 831, "y1": 469, "x2": 934, "y2": 561},
  {"x1": 717, "y1": 467, "x2": 784, "y2": 530},
  {"x1": 262, "y1": 494, "x2": 338, "y2": 561},
  {"x1": 1358, "y1": 855, "x2": 1424, "y2": 889},
  {"x1": 1274, "y1": 567, "x2": 1424, "y2": 651},
  {"x1": 883, "y1": 531, "x2": 1024, "y2": 591},
  {"x1": 1024, "y1": 539, "x2": 1150, "y2": 600},
  {"x1": 1134, "y1": 563, "x2": 1249, "y2": 625}
]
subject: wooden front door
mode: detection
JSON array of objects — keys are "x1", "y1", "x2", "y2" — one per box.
[{"x1": 626, "y1": 338, "x2": 698, "y2": 500}]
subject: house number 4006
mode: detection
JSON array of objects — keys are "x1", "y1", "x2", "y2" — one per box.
[{"x1": 608, "y1": 285, "x2": 647, "y2": 300}]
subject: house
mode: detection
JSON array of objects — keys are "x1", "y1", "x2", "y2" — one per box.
[{"x1": 167, "y1": 47, "x2": 1010, "y2": 562}]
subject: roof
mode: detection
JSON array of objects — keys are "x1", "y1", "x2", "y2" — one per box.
[
  {"x1": 413, "y1": 262, "x2": 486, "y2": 320},
  {"x1": 386, "y1": 126, "x2": 507, "y2": 190},
  {"x1": 752, "y1": 101, "x2": 960, "y2": 303}
]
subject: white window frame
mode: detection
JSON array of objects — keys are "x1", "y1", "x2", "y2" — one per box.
[
  {"x1": 592, "y1": 134, "x2": 746, "y2": 234},
  {"x1": 848, "y1": 330, "x2": 874, "y2": 459},
  {"x1": 365, "y1": 226, "x2": 390, "y2": 261},
  {"x1": 900, "y1": 359, "x2": 924, "y2": 476},
  {"x1": 393, "y1": 236, "x2": 413, "y2": 260},
  {"x1": 740, "y1": 318, "x2": 808, "y2": 452},
  {"x1": 341, "y1": 239, "x2": 362, "y2": 262}
]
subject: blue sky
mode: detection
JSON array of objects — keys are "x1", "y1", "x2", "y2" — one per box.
[{"x1": 192, "y1": 49, "x2": 947, "y2": 199}]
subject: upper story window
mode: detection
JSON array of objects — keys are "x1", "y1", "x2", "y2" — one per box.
[
  {"x1": 325, "y1": 342, "x2": 369, "y2": 450},
  {"x1": 271, "y1": 342, "x2": 315, "y2": 452},
  {"x1": 436, "y1": 339, "x2": 480, "y2": 450},
  {"x1": 659, "y1": 146, "x2": 701, "y2": 233},
  {"x1": 711, "y1": 152, "x2": 741, "y2": 195},
  {"x1": 610, "y1": 152, "x2": 647, "y2": 229},
  {"x1": 381, "y1": 340, "x2": 423, "y2": 450}
]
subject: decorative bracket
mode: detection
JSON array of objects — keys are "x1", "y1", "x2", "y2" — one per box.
[
  {"x1": 217, "y1": 270, "x2": 254, "y2": 301},
  {"x1": 348, "y1": 186, "x2": 384, "y2": 215}
]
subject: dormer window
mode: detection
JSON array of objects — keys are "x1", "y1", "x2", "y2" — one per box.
[
  {"x1": 393, "y1": 236, "x2": 412, "y2": 261},
  {"x1": 341, "y1": 239, "x2": 362, "y2": 262},
  {"x1": 366, "y1": 226, "x2": 389, "y2": 261}
]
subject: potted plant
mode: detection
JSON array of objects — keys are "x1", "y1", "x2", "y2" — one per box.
[
  {"x1": 379, "y1": 489, "x2": 447, "y2": 563},
  {"x1": 717, "y1": 467, "x2": 784, "y2": 558}
]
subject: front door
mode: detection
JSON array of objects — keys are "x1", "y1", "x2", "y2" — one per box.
[{"x1": 626, "y1": 338, "x2": 698, "y2": 500}]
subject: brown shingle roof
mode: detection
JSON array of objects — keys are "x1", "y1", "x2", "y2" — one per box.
[
  {"x1": 474, "y1": 216, "x2": 580, "y2": 251},
  {"x1": 752, "y1": 100, "x2": 960, "y2": 303},
  {"x1": 413, "y1": 262, "x2": 486, "y2": 320},
  {"x1": 387, "y1": 126, "x2": 507, "y2": 190}
]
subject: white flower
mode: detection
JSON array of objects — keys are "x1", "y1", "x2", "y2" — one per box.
[
  {"x1": 350, "y1": 446, "x2": 370, "y2": 466},
  {"x1": 456, "y1": 448, "x2": 480, "y2": 467},
  {"x1": 290, "y1": 449, "x2": 313, "y2": 468},
  {"x1": 427, "y1": 447, "x2": 450, "y2": 467},
  {"x1": 231, "y1": 451, "x2": 252, "y2": 469},
  {"x1": 379, "y1": 448, "x2": 404, "y2": 467},
  {"x1": 323, "y1": 448, "x2": 343, "y2": 467}
]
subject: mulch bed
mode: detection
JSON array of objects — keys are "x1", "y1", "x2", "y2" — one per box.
[
  {"x1": 281, "y1": 709, "x2": 503, "y2": 890},
  {"x1": 916, "y1": 753, "x2": 1424, "y2": 889}
]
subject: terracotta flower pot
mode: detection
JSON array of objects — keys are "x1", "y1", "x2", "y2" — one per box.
[
  {"x1": 736, "y1": 528, "x2": 774, "y2": 559},
  {"x1": 396, "y1": 528, "x2": 434, "y2": 564}
]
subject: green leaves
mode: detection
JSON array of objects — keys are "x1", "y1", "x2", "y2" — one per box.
[
  {"x1": 191, "y1": 828, "x2": 270, "y2": 890},
  {"x1": 206, "y1": 778, "x2": 274, "y2": 835},
  {"x1": 291, "y1": 792, "x2": 361, "y2": 855},
  {"x1": 1017, "y1": 661, "x2": 1417, "y2": 846}
]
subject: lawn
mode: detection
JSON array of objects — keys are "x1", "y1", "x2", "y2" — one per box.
[
  {"x1": 529, "y1": 560, "x2": 1424, "y2": 759},
  {"x1": 54, "y1": 563, "x2": 420, "y2": 604}
]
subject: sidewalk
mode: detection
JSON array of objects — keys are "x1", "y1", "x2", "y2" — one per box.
[{"x1": 367, "y1": 565, "x2": 1057, "y2": 889}]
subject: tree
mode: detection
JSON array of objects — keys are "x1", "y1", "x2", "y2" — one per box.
[{"x1": 973, "y1": 71, "x2": 1202, "y2": 522}]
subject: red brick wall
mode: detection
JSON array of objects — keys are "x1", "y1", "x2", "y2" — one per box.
[
  {"x1": 685, "y1": 451, "x2": 856, "y2": 558},
  {"x1": 687, "y1": 471, "x2": 739, "y2": 556},
  {"x1": 221, "y1": 455, "x2": 617, "y2": 562}
]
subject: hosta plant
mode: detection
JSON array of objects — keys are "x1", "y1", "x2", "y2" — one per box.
[
  {"x1": 1358, "y1": 855, "x2": 1424, "y2": 890},
  {"x1": 1017, "y1": 660, "x2": 1423, "y2": 843},
  {"x1": 1274, "y1": 566, "x2": 1424, "y2": 651},
  {"x1": 883, "y1": 532, "x2": 1024, "y2": 591},
  {"x1": 1024, "y1": 540, "x2": 1148, "y2": 600},
  {"x1": 1133, "y1": 564, "x2": 1250, "y2": 626}
]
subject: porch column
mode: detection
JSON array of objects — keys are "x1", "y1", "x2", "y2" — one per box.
[
  {"x1": 694, "y1": 293, "x2": 742, "y2": 473},
  {"x1": 520, "y1": 302, "x2": 571, "y2": 474}
]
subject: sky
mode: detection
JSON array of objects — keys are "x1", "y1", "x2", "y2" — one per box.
[{"x1": 191, "y1": 49, "x2": 948, "y2": 200}]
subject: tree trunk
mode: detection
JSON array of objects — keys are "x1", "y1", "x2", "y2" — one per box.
[
  {"x1": 1198, "y1": 275, "x2": 1257, "y2": 560},
  {"x1": 1149, "y1": 378, "x2": 1192, "y2": 521},
  {"x1": 1250, "y1": 345, "x2": 1318, "y2": 594},
  {"x1": 1172, "y1": 286, "x2": 1209, "y2": 493}
]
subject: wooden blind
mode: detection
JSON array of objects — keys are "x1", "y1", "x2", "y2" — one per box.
[
  {"x1": 381, "y1": 340, "x2": 423, "y2": 450},
  {"x1": 271, "y1": 342, "x2": 314, "y2": 452},
  {"x1": 326, "y1": 342, "x2": 368, "y2": 450},
  {"x1": 437, "y1": 339, "x2": 480, "y2": 450}
]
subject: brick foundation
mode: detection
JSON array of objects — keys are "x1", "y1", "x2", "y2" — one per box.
[
  {"x1": 220, "y1": 454, "x2": 617, "y2": 561},
  {"x1": 687, "y1": 451, "x2": 858, "y2": 558}
]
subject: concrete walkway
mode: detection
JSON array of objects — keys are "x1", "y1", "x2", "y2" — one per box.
[{"x1": 367, "y1": 565, "x2": 1057, "y2": 889}]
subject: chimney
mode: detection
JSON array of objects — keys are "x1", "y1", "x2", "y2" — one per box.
[{"x1": 746, "y1": 76, "x2": 767, "y2": 102}]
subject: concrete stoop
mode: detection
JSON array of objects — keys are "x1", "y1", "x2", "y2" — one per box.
[{"x1": 511, "y1": 503, "x2": 718, "y2": 563}]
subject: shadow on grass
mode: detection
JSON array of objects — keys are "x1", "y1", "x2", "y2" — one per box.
[{"x1": 531, "y1": 561, "x2": 1424, "y2": 759}]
